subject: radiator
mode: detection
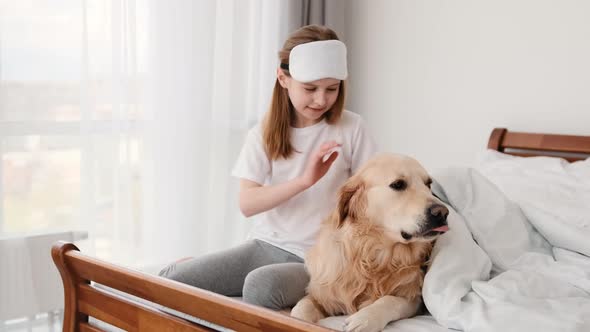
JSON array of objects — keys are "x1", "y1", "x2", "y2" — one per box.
[{"x1": 0, "y1": 231, "x2": 87, "y2": 321}]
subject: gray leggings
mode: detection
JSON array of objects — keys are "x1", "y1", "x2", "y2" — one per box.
[{"x1": 158, "y1": 239, "x2": 309, "y2": 310}]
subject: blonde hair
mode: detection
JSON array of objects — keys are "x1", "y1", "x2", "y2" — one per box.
[{"x1": 263, "y1": 25, "x2": 347, "y2": 160}]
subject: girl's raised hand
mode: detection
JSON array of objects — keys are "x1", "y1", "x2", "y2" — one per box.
[{"x1": 300, "y1": 141, "x2": 341, "y2": 188}]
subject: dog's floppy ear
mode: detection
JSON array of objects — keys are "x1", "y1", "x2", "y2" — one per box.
[{"x1": 337, "y1": 176, "x2": 366, "y2": 227}]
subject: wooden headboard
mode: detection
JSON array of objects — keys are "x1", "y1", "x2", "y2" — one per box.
[{"x1": 487, "y1": 128, "x2": 590, "y2": 162}]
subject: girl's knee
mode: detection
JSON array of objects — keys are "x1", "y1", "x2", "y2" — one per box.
[
  {"x1": 158, "y1": 262, "x2": 178, "y2": 278},
  {"x1": 242, "y1": 269, "x2": 284, "y2": 310},
  {"x1": 158, "y1": 257, "x2": 194, "y2": 280}
]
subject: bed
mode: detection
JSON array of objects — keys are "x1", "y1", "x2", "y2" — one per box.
[{"x1": 52, "y1": 127, "x2": 590, "y2": 332}]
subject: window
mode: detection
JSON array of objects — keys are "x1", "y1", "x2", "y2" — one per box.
[{"x1": 0, "y1": 0, "x2": 146, "y2": 265}]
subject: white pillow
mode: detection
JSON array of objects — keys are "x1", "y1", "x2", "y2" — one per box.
[{"x1": 476, "y1": 150, "x2": 590, "y2": 256}]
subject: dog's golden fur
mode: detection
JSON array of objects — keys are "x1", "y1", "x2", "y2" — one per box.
[
  {"x1": 292, "y1": 153, "x2": 448, "y2": 329},
  {"x1": 306, "y1": 220, "x2": 432, "y2": 315}
]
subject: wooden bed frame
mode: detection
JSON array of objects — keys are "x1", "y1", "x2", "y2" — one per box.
[
  {"x1": 51, "y1": 241, "x2": 332, "y2": 332},
  {"x1": 52, "y1": 128, "x2": 590, "y2": 332},
  {"x1": 487, "y1": 127, "x2": 590, "y2": 161}
]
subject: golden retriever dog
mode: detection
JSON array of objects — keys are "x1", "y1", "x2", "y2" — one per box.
[{"x1": 291, "y1": 153, "x2": 449, "y2": 332}]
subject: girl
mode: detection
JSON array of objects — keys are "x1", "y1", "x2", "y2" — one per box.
[{"x1": 159, "y1": 25, "x2": 378, "y2": 310}]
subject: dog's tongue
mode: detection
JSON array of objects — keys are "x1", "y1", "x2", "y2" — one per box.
[{"x1": 432, "y1": 225, "x2": 449, "y2": 232}]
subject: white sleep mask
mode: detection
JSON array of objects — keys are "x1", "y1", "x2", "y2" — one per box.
[{"x1": 281, "y1": 40, "x2": 348, "y2": 83}]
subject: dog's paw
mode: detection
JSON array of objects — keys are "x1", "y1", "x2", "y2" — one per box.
[
  {"x1": 344, "y1": 309, "x2": 387, "y2": 332},
  {"x1": 291, "y1": 299, "x2": 324, "y2": 323}
]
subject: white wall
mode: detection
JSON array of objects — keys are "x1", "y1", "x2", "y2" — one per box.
[{"x1": 339, "y1": 0, "x2": 590, "y2": 172}]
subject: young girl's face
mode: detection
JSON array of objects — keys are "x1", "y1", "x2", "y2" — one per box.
[{"x1": 278, "y1": 70, "x2": 340, "y2": 128}]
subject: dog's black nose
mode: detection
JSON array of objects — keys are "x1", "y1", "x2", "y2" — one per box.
[
  {"x1": 429, "y1": 204, "x2": 448, "y2": 219},
  {"x1": 427, "y1": 204, "x2": 449, "y2": 225}
]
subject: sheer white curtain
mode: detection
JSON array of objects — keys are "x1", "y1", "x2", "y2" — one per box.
[
  {"x1": 0, "y1": 0, "x2": 142, "y2": 266},
  {"x1": 139, "y1": 0, "x2": 299, "y2": 268},
  {"x1": 0, "y1": 0, "x2": 143, "y2": 322}
]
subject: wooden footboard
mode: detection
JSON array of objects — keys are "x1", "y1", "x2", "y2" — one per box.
[{"x1": 51, "y1": 241, "x2": 333, "y2": 332}]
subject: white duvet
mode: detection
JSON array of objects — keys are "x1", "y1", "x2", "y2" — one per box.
[{"x1": 425, "y1": 161, "x2": 590, "y2": 332}]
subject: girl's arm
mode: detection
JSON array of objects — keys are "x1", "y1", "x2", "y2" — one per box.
[
  {"x1": 239, "y1": 141, "x2": 340, "y2": 217},
  {"x1": 238, "y1": 178, "x2": 307, "y2": 218}
]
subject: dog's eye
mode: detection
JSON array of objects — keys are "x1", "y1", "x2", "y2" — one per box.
[
  {"x1": 389, "y1": 180, "x2": 407, "y2": 191},
  {"x1": 426, "y1": 178, "x2": 432, "y2": 189}
]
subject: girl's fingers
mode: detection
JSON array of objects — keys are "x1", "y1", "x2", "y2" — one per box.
[
  {"x1": 322, "y1": 149, "x2": 340, "y2": 163},
  {"x1": 324, "y1": 151, "x2": 339, "y2": 165}
]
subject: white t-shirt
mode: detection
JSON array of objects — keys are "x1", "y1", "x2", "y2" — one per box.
[{"x1": 231, "y1": 110, "x2": 378, "y2": 258}]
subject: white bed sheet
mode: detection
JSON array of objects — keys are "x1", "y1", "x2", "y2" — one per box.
[
  {"x1": 476, "y1": 150, "x2": 590, "y2": 256},
  {"x1": 318, "y1": 314, "x2": 450, "y2": 332},
  {"x1": 426, "y1": 165, "x2": 590, "y2": 332}
]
